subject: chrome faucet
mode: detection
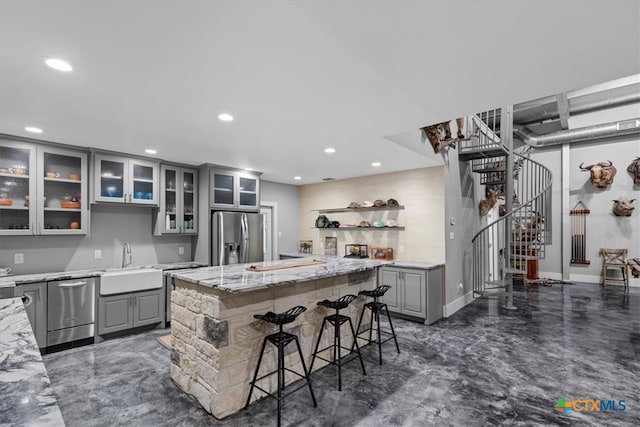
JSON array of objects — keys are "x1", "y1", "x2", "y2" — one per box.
[{"x1": 122, "y1": 242, "x2": 132, "y2": 268}]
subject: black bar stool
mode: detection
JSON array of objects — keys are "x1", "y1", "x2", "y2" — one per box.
[
  {"x1": 352, "y1": 285, "x2": 400, "y2": 365},
  {"x1": 309, "y1": 294, "x2": 366, "y2": 391},
  {"x1": 245, "y1": 306, "x2": 317, "y2": 427}
]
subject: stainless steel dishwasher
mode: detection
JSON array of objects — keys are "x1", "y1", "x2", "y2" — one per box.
[{"x1": 47, "y1": 277, "x2": 96, "y2": 346}]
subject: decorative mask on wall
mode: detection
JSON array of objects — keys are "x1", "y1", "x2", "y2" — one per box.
[
  {"x1": 612, "y1": 197, "x2": 636, "y2": 216},
  {"x1": 627, "y1": 157, "x2": 640, "y2": 185},
  {"x1": 579, "y1": 160, "x2": 617, "y2": 188}
]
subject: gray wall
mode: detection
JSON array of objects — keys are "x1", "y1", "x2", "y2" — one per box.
[
  {"x1": 444, "y1": 149, "x2": 483, "y2": 308},
  {"x1": 532, "y1": 104, "x2": 640, "y2": 285},
  {"x1": 261, "y1": 180, "x2": 299, "y2": 254},
  {"x1": 0, "y1": 203, "x2": 192, "y2": 275}
]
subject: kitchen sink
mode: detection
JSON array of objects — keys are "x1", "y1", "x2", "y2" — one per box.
[{"x1": 100, "y1": 268, "x2": 163, "y2": 295}]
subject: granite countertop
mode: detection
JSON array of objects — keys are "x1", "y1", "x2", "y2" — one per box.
[
  {"x1": 0, "y1": 298, "x2": 65, "y2": 426},
  {"x1": 170, "y1": 255, "x2": 391, "y2": 293},
  {"x1": 389, "y1": 260, "x2": 445, "y2": 270},
  {"x1": 0, "y1": 261, "x2": 209, "y2": 287}
]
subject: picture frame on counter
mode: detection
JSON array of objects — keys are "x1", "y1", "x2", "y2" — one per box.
[
  {"x1": 299, "y1": 240, "x2": 313, "y2": 254},
  {"x1": 324, "y1": 237, "x2": 337, "y2": 255}
]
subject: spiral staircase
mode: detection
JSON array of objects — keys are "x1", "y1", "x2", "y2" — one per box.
[{"x1": 459, "y1": 107, "x2": 553, "y2": 305}]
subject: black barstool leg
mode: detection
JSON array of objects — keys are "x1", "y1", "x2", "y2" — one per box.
[
  {"x1": 336, "y1": 316, "x2": 342, "y2": 391},
  {"x1": 375, "y1": 306, "x2": 383, "y2": 365},
  {"x1": 351, "y1": 305, "x2": 367, "y2": 352},
  {"x1": 348, "y1": 317, "x2": 366, "y2": 375},
  {"x1": 277, "y1": 342, "x2": 284, "y2": 427},
  {"x1": 368, "y1": 305, "x2": 375, "y2": 345},
  {"x1": 294, "y1": 336, "x2": 317, "y2": 407},
  {"x1": 384, "y1": 304, "x2": 400, "y2": 354},
  {"x1": 309, "y1": 317, "x2": 327, "y2": 373},
  {"x1": 245, "y1": 337, "x2": 268, "y2": 408}
]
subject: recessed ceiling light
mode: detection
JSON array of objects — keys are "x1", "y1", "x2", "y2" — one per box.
[
  {"x1": 145, "y1": 149, "x2": 157, "y2": 155},
  {"x1": 294, "y1": 176, "x2": 302, "y2": 180},
  {"x1": 371, "y1": 162, "x2": 381, "y2": 167},
  {"x1": 218, "y1": 113, "x2": 234, "y2": 122},
  {"x1": 25, "y1": 126, "x2": 43, "y2": 134},
  {"x1": 45, "y1": 58, "x2": 72, "y2": 72},
  {"x1": 324, "y1": 148, "x2": 336, "y2": 154}
]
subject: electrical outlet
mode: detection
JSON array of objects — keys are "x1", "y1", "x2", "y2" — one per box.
[
  {"x1": 178, "y1": 246, "x2": 185, "y2": 255},
  {"x1": 450, "y1": 232, "x2": 455, "y2": 240},
  {"x1": 94, "y1": 250, "x2": 102, "y2": 259},
  {"x1": 14, "y1": 253, "x2": 24, "y2": 264}
]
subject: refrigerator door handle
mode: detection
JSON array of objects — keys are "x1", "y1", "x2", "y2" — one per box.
[
  {"x1": 218, "y1": 213, "x2": 225, "y2": 266},
  {"x1": 262, "y1": 215, "x2": 267, "y2": 255},
  {"x1": 241, "y1": 213, "x2": 249, "y2": 263}
]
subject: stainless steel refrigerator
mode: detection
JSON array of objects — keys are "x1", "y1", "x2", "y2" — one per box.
[{"x1": 211, "y1": 211, "x2": 264, "y2": 266}]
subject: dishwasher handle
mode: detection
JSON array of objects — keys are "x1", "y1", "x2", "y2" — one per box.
[{"x1": 57, "y1": 281, "x2": 88, "y2": 288}]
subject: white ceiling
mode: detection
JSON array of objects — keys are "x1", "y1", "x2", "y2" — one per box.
[{"x1": 1, "y1": 1, "x2": 638, "y2": 184}]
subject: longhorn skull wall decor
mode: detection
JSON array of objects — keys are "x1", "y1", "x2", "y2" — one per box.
[
  {"x1": 612, "y1": 197, "x2": 636, "y2": 216},
  {"x1": 627, "y1": 157, "x2": 640, "y2": 185},
  {"x1": 579, "y1": 160, "x2": 617, "y2": 188}
]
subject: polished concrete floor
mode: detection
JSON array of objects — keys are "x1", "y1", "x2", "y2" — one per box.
[{"x1": 43, "y1": 282, "x2": 639, "y2": 426}]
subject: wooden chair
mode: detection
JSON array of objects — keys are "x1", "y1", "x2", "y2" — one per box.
[{"x1": 600, "y1": 248, "x2": 629, "y2": 289}]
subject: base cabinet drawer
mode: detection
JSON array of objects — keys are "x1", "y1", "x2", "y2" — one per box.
[{"x1": 98, "y1": 289, "x2": 163, "y2": 335}]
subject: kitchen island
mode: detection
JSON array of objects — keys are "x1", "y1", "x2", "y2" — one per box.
[
  {"x1": 168, "y1": 256, "x2": 388, "y2": 419},
  {"x1": 0, "y1": 298, "x2": 65, "y2": 426}
]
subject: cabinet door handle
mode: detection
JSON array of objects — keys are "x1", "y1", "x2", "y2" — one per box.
[
  {"x1": 37, "y1": 288, "x2": 41, "y2": 302},
  {"x1": 31, "y1": 222, "x2": 35, "y2": 235}
]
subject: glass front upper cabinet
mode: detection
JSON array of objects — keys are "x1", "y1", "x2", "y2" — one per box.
[
  {"x1": 210, "y1": 168, "x2": 260, "y2": 211},
  {"x1": 94, "y1": 154, "x2": 158, "y2": 205},
  {"x1": 38, "y1": 147, "x2": 88, "y2": 234},
  {"x1": 156, "y1": 165, "x2": 197, "y2": 235},
  {"x1": 0, "y1": 141, "x2": 36, "y2": 235}
]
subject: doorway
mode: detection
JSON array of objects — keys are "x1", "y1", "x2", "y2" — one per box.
[{"x1": 260, "y1": 202, "x2": 278, "y2": 261}]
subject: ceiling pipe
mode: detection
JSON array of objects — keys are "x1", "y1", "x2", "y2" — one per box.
[
  {"x1": 513, "y1": 83, "x2": 640, "y2": 125},
  {"x1": 513, "y1": 118, "x2": 640, "y2": 147}
]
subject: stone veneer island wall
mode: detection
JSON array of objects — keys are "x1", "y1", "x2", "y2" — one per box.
[{"x1": 169, "y1": 259, "x2": 381, "y2": 419}]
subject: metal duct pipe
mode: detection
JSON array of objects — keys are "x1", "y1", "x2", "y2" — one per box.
[
  {"x1": 513, "y1": 118, "x2": 640, "y2": 147},
  {"x1": 513, "y1": 83, "x2": 640, "y2": 125}
]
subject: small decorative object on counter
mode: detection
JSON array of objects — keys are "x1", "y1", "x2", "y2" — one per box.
[
  {"x1": 344, "y1": 244, "x2": 368, "y2": 258},
  {"x1": 324, "y1": 236, "x2": 337, "y2": 255},
  {"x1": 299, "y1": 240, "x2": 313, "y2": 253},
  {"x1": 371, "y1": 247, "x2": 393, "y2": 260}
]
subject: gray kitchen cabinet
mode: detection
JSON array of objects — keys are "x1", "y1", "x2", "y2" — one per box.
[
  {"x1": 98, "y1": 288, "x2": 163, "y2": 335},
  {"x1": 0, "y1": 140, "x2": 88, "y2": 235},
  {"x1": 133, "y1": 289, "x2": 162, "y2": 327},
  {"x1": 154, "y1": 164, "x2": 198, "y2": 235},
  {"x1": 378, "y1": 265, "x2": 444, "y2": 325},
  {"x1": 98, "y1": 293, "x2": 133, "y2": 335},
  {"x1": 19, "y1": 282, "x2": 48, "y2": 348},
  {"x1": 93, "y1": 153, "x2": 159, "y2": 205},
  {"x1": 209, "y1": 167, "x2": 260, "y2": 211}
]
